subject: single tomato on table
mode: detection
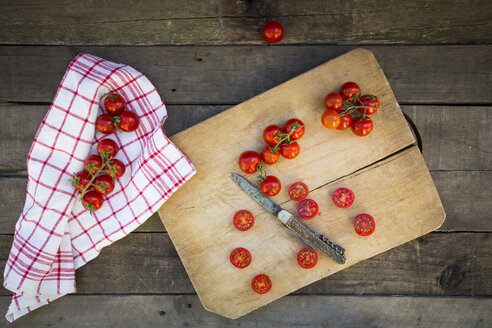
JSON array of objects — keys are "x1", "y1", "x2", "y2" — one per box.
[
  {"x1": 252, "y1": 274, "x2": 272, "y2": 294},
  {"x1": 230, "y1": 247, "x2": 252, "y2": 269},
  {"x1": 97, "y1": 138, "x2": 119, "y2": 157},
  {"x1": 283, "y1": 118, "x2": 305, "y2": 140},
  {"x1": 233, "y1": 210, "x2": 254, "y2": 231},
  {"x1": 354, "y1": 213, "x2": 375, "y2": 236},
  {"x1": 339, "y1": 81, "x2": 361, "y2": 102},
  {"x1": 279, "y1": 142, "x2": 300, "y2": 159},
  {"x1": 260, "y1": 175, "x2": 281, "y2": 196},
  {"x1": 263, "y1": 125, "x2": 283, "y2": 146},
  {"x1": 106, "y1": 159, "x2": 125, "y2": 179},
  {"x1": 321, "y1": 109, "x2": 341, "y2": 129},
  {"x1": 324, "y1": 92, "x2": 343, "y2": 112},
  {"x1": 238, "y1": 151, "x2": 262, "y2": 174},
  {"x1": 288, "y1": 182, "x2": 309, "y2": 201},
  {"x1": 332, "y1": 187, "x2": 355, "y2": 208},
  {"x1": 357, "y1": 94, "x2": 380, "y2": 115},
  {"x1": 82, "y1": 191, "x2": 104, "y2": 213},
  {"x1": 93, "y1": 175, "x2": 115, "y2": 195},
  {"x1": 261, "y1": 146, "x2": 280, "y2": 165},
  {"x1": 101, "y1": 93, "x2": 126, "y2": 115},
  {"x1": 297, "y1": 198, "x2": 319, "y2": 220},
  {"x1": 84, "y1": 155, "x2": 103, "y2": 175},
  {"x1": 352, "y1": 117, "x2": 373, "y2": 136},
  {"x1": 96, "y1": 113, "x2": 116, "y2": 134},
  {"x1": 71, "y1": 171, "x2": 92, "y2": 192},
  {"x1": 297, "y1": 248, "x2": 318, "y2": 269},
  {"x1": 262, "y1": 21, "x2": 284, "y2": 43}
]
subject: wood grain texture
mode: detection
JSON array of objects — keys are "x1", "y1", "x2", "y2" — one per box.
[
  {"x1": 0, "y1": 45, "x2": 491, "y2": 104},
  {"x1": 1, "y1": 0, "x2": 491, "y2": 45},
  {"x1": 0, "y1": 295, "x2": 489, "y2": 328}
]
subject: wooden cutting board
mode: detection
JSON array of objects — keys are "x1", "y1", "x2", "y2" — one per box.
[{"x1": 158, "y1": 49, "x2": 445, "y2": 319}]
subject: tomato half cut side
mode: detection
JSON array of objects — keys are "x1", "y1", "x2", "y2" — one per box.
[
  {"x1": 297, "y1": 199, "x2": 319, "y2": 220},
  {"x1": 332, "y1": 187, "x2": 355, "y2": 208},
  {"x1": 354, "y1": 213, "x2": 375, "y2": 236},
  {"x1": 288, "y1": 182, "x2": 309, "y2": 201},
  {"x1": 230, "y1": 247, "x2": 252, "y2": 269},
  {"x1": 233, "y1": 210, "x2": 254, "y2": 231},
  {"x1": 252, "y1": 274, "x2": 272, "y2": 294},
  {"x1": 297, "y1": 248, "x2": 318, "y2": 269}
]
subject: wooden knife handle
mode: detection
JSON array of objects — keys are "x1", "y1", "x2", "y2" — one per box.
[{"x1": 285, "y1": 215, "x2": 346, "y2": 264}]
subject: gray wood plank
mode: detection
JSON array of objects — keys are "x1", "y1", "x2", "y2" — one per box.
[
  {"x1": 0, "y1": 45, "x2": 491, "y2": 104},
  {"x1": 1, "y1": 0, "x2": 491, "y2": 45},
  {"x1": 0, "y1": 295, "x2": 489, "y2": 328},
  {"x1": 0, "y1": 233, "x2": 490, "y2": 296}
]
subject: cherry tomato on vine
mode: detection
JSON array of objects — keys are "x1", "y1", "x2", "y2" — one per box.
[
  {"x1": 230, "y1": 247, "x2": 252, "y2": 269},
  {"x1": 288, "y1": 182, "x2": 309, "y2": 201},
  {"x1": 297, "y1": 248, "x2": 318, "y2": 269},
  {"x1": 283, "y1": 118, "x2": 305, "y2": 141},
  {"x1": 252, "y1": 274, "x2": 272, "y2": 294},
  {"x1": 93, "y1": 175, "x2": 115, "y2": 195},
  {"x1": 260, "y1": 175, "x2": 281, "y2": 196},
  {"x1": 297, "y1": 198, "x2": 319, "y2": 220},
  {"x1": 96, "y1": 113, "x2": 116, "y2": 134},
  {"x1": 82, "y1": 191, "x2": 104, "y2": 213},
  {"x1": 357, "y1": 94, "x2": 380, "y2": 115},
  {"x1": 263, "y1": 125, "x2": 283, "y2": 146},
  {"x1": 233, "y1": 210, "x2": 254, "y2": 231},
  {"x1": 71, "y1": 170, "x2": 91, "y2": 192},
  {"x1": 351, "y1": 117, "x2": 373, "y2": 136},
  {"x1": 339, "y1": 82, "x2": 361, "y2": 102},
  {"x1": 84, "y1": 155, "x2": 103, "y2": 175},
  {"x1": 106, "y1": 159, "x2": 125, "y2": 179},
  {"x1": 324, "y1": 92, "x2": 343, "y2": 112},
  {"x1": 332, "y1": 187, "x2": 355, "y2": 208},
  {"x1": 262, "y1": 21, "x2": 284, "y2": 43},
  {"x1": 321, "y1": 109, "x2": 341, "y2": 129},
  {"x1": 279, "y1": 142, "x2": 300, "y2": 159},
  {"x1": 97, "y1": 138, "x2": 119, "y2": 158},
  {"x1": 238, "y1": 151, "x2": 262, "y2": 174},
  {"x1": 336, "y1": 114, "x2": 352, "y2": 130},
  {"x1": 354, "y1": 213, "x2": 375, "y2": 236},
  {"x1": 261, "y1": 146, "x2": 280, "y2": 165},
  {"x1": 117, "y1": 111, "x2": 140, "y2": 132},
  {"x1": 101, "y1": 93, "x2": 126, "y2": 115}
]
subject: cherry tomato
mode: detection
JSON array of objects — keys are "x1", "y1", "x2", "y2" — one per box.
[
  {"x1": 351, "y1": 117, "x2": 373, "y2": 136},
  {"x1": 263, "y1": 125, "x2": 283, "y2": 146},
  {"x1": 332, "y1": 187, "x2": 355, "y2": 208},
  {"x1": 288, "y1": 182, "x2": 309, "y2": 201},
  {"x1": 336, "y1": 114, "x2": 352, "y2": 130},
  {"x1": 106, "y1": 159, "x2": 126, "y2": 179},
  {"x1": 252, "y1": 274, "x2": 272, "y2": 294},
  {"x1": 339, "y1": 82, "x2": 361, "y2": 102},
  {"x1": 97, "y1": 138, "x2": 119, "y2": 158},
  {"x1": 82, "y1": 191, "x2": 104, "y2": 214},
  {"x1": 321, "y1": 109, "x2": 341, "y2": 129},
  {"x1": 357, "y1": 94, "x2": 380, "y2": 115},
  {"x1": 96, "y1": 113, "x2": 116, "y2": 134},
  {"x1": 262, "y1": 21, "x2": 284, "y2": 44},
  {"x1": 279, "y1": 142, "x2": 300, "y2": 159},
  {"x1": 238, "y1": 151, "x2": 262, "y2": 174},
  {"x1": 260, "y1": 175, "x2": 281, "y2": 196},
  {"x1": 71, "y1": 170, "x2": 91, "y2": 192},
  {"x1": 297, "y1": 198, "x2": 319, "y2": 220},
  {"x1": 230, "y1": 247, "x2": 252, "y2": 269},
  {"x1": 261, "y1": 146, "x2": 280, "y2": 165},
  {"x1": 101, "y1": 93, "x2": 126, "y2": 115},
  {"x1": 84, "y1": 155, "x2": 103, "y2": 175},
  {"x1": 117, "y1": 111, "x2": 139, "y2": 132},
  {"x1": 354, "y1": 213, "x2": 375, "y2": 236},
  {"x1": 324, "y1": 92, "x2": 343, "y2": 112},
  {"x1": 93, "y1": 175, "x2": 115, "y2": 195},
  {"x1": 233, "y1": 210, "x2": 254, "y2": 231},
  {"x1": 283, "y1": 118, "x2": 305, "y2": 141},
  {"x1": 297, "y1": 248, "x2": 318, "y2": 269}
]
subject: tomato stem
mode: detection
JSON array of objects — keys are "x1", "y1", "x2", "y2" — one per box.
[
  {"x1": 271, "y1": 123, "x2": 303, "y2": 152},
  {"x1": 79, "y1": 151, "x2": 114, "y2": 200}
]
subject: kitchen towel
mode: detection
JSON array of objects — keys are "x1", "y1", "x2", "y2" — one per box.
[{"x1": 3, "y1": 53, "x2": 196, "y2": 322}]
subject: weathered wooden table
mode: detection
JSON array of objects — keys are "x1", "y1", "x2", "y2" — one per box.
[{"x1": 0, "y1": 1, "x2": 491, "y2": 327}]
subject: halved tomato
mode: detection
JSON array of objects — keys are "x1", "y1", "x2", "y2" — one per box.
[
  {"x1": 297, "y1": 198, "x2": 319, "y2": 220},
  {"x1": 251, "y1": 274, "x2": 272, "y2": 294},
  {"x1": 288, "y1": 182, "x2": 309, "y2": 201},
  {"x1": 332, "y1": 187, "x2": 355, "y2": 208},
  {"x1": 233, "y1": 210, "x2": 254, "y2": 231},
  {"x1": 230, "y1": 247, "x2": 252, "y2": 269},
  {"x1": 354, "y1": 213, "x2": 375, "y2": 236},
  {"x1": 297, "y1": 248, "x2": 318, "y2": 269}
]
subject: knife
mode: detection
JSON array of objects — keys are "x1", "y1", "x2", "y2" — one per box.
[{"x1": 231, "y1": 172, "x2": 346, "y2": 264}]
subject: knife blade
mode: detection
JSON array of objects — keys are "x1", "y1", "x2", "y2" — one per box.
[{"x1": 231, "y1": 172, "x2": 346, "y2": 264}]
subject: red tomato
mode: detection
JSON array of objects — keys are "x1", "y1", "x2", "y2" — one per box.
[
  {"x1": 324, "y1": 92, "x2": 343, "y2": 112},
  {"x1": 260, "y1": 175, "x2": 281, "y2": 196},
  {"x1": 263, "y1": 125, "x2": 283, "y2": 146},
  {"x1": 101, "y1": 93, "x2": 126, "y2": 115},
  {"x1": 233, "y1": 210, "x2": 254, "y2": 231},
  {"x1": 261, "y1": 146, "x2": 280, "y2": 165},
  {"x1": 262, "y1": 21, "x2": 284, "y2": 43},
  {"x1": 357, "y1": 94, "x2": 380, "y2": 115},
  {"x1": 93, "y1": 175, "x2": 115, "y2": 195},
  {"x1": 117, "y1": 111, "x2": 139, "y2": 132},
  {"x1": 332, "y1": 187, "x2": 355, "y2": 208},
  {"x1": 96, "y1": 113, "x2": 116, "y2": 134},
  {"x1": 321, "y1": 109, "x2": 341, "y2": 129},
  {"x1": 84, "y1": 155, "x2": 103, "y2": 175},
  {"x1": 279, "y1": 142, "x2": 300, "y2": 159},
  {"x1": 238, "y1": 151, "x2": 262, "y2": 174},
  {"x1": 283, "y1": 118, "x2": 305, "y2": 141},
  {"x1": 106, "y1": 159, "x2": 126, "y2": 179},
  {"x1": 251, "y1": 274, "x2": 272, "y2": 294},
  {"x1": 337, "y1": 114, "x2": 352, "y2": 130},
  {"x1": 97, "y1": 138, "x2": 119, "y2": 158},
  {"x1": 297, "y1": 248, "x2": 318, "y2": 269},
  {"x1": 339, "y1": 82, "x2": 361, "y2": 102},
  {"x1": 82, "y1": 191, "x2": 104, "y2": 214},
  {"x1": 288, "y1": 182, "x2": 309, "y2": 201},
  {"x1": 71, "y1": 170, "x2": 91, "y2": 192},
  {"x1": 230, "y1": 247, "x2": 252, "y2": 269},
  {"x1": 354, "y1": 213, "x2": 375, "y2": 236},
  {"x1": 351, "y1": 117, "x2": 373, "y2": 136},
  {"x1": 297, "y1": 198, "x2": 319, "y2": 220}
]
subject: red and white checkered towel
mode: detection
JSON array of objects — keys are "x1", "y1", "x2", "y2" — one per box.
[{"x1": 3, "y1": 54, "x2": 196, "y2": 322}]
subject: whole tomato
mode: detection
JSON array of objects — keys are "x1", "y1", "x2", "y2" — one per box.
[
  {"x1": 283, "y1": 118, "x2": 305, "y2": 141},
  {"x1": 262, "y1": 21, "x2": 284, "y2": 43},
  {"x1": 352, "y1": 117, "x2": 374, "y2": 136},
  {"x1": 336, "y1": 114, "x2": 352, "y2": 130},
  {"x1": 339, "y1": 82, "x2": 361, "y2": 102},
  {"x1": 117, "y1": 111, "x2": 140, "y2": 132},
  {"x1": 261, "y1": 146, "x2": 280, "y2": 165},
  {"x1": 84, "y1": 155, "x2": 103, "y2": 175},
  {"x1": 97, "y1": 138, "x2": 119, "y2": 158},
  {"x1": 101, "y1": 93, "x2": 126, "y2": 115},
  {"x1": 82, "y1": 191, "x2": 104, "y2": 214},
  {"x1": 93, "y1": 175, "x2": 115, "y2": 195},
  {"x1": 279, "y1": 142, "x2": 300, "y2": 159},
  {"x1": 321, "y1": 109, "x2": 341, "y2": 129},
  {"x1": 71, "y1": 170, "x2": 91, "y2": 192},
  {"x1": 260, "y1": 175, "x2": 281, "y2": 196},
  {"x1": 357, "y1": 94, "x2": 380, "y2": 115},
  {"x1": 324, "y1": 92, "x2": 343, "y2": 112},
  {"x1": 106, "y1": 159, "x2": 126, "y2": 179},
  {"x1": 96, "y1": 114, "x2": 116, "y2": 134},
  {"x1": 238, "y1": 151, "x2": 262, "y2": 174},
  {"x1": 263, "y1": 125, "x2": 283, "y2": 146}
]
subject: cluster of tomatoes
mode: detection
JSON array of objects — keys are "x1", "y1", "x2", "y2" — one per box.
[
  {"x1": 332, "y1": 187, "x2": 376, "y2": 236},
  {"x1": 321, "y1": 81, "x2": 380, "y2": 137},
  {"x1": 96, "y1": 93, "x2": 140, "y2": 134},
  {"x1": 238, "y1": 118, "x2": 305, "y2": 196}
]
